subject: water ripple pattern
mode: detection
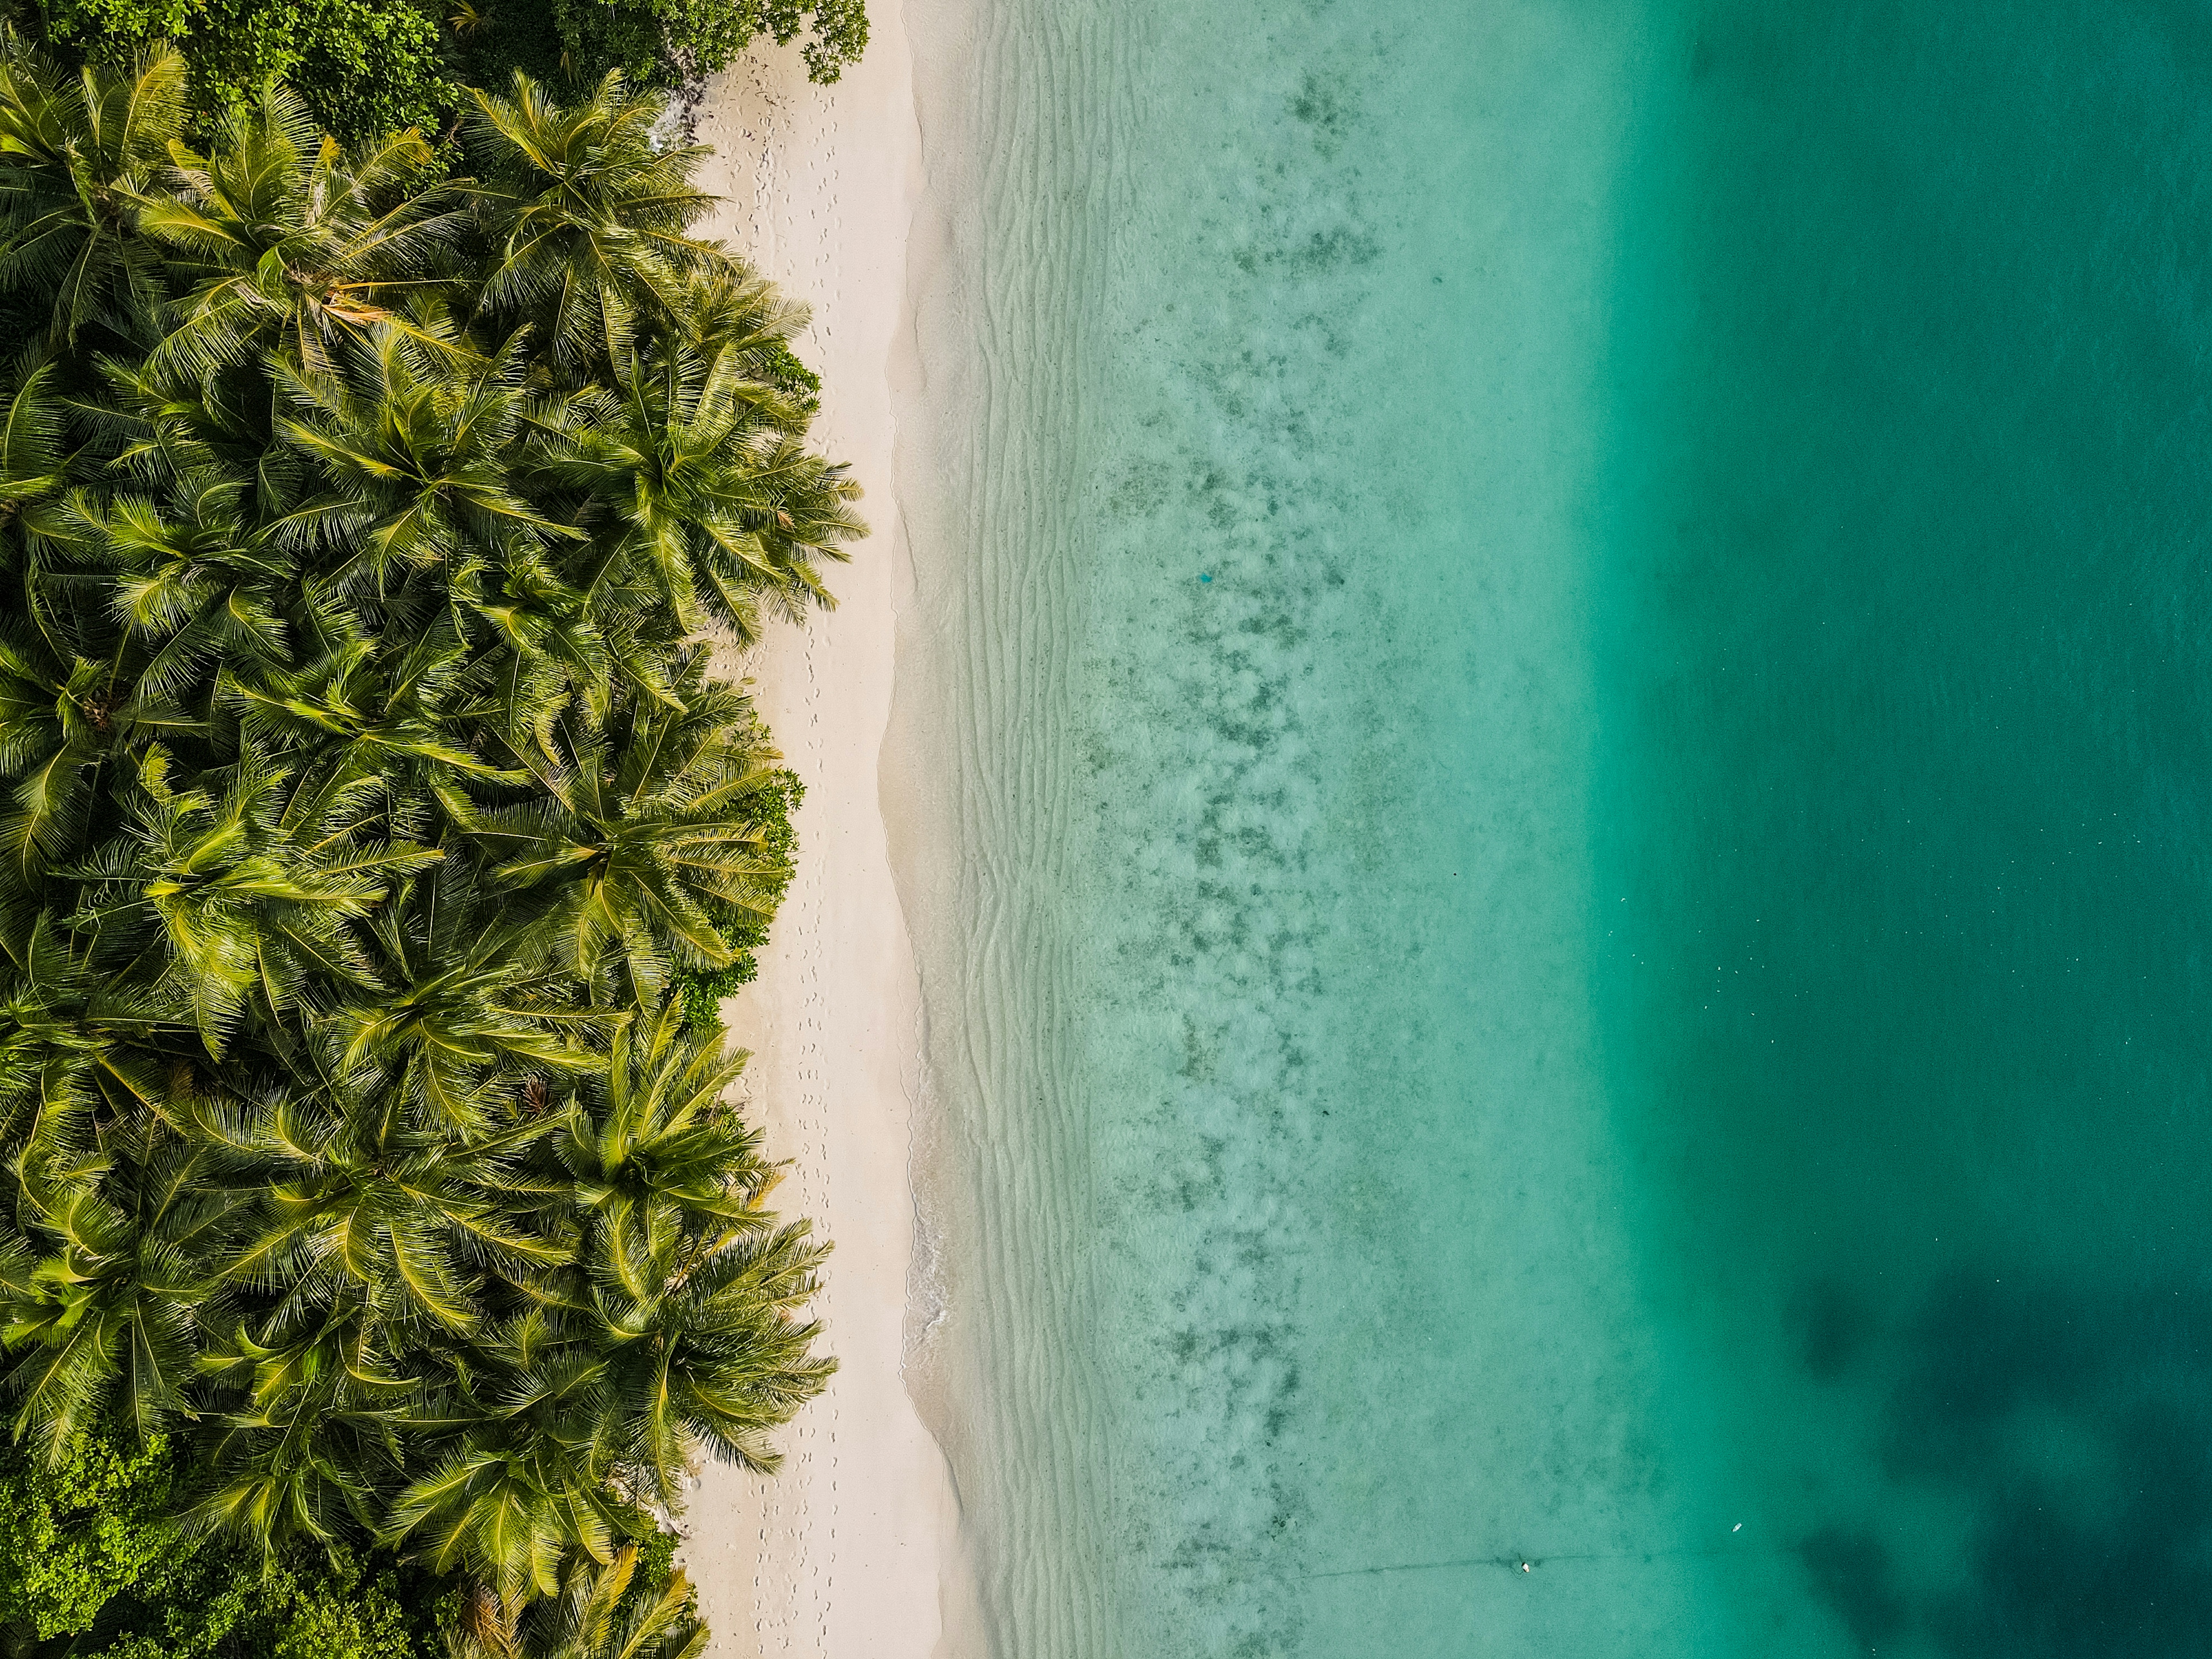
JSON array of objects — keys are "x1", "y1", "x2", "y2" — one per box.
[{"x1": 898, "y1": 0, "x2": 2212, "y2": 1655}]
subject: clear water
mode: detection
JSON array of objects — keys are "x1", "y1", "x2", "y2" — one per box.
[{"x1": 891, "y1": 1, "x2": 2212, "y2": 1654}]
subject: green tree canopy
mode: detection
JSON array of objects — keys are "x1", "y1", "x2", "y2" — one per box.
[
  {"x1": 17, "y1": 0, "x2": 868, "y2": 146},
  {"x1": 0, "y1": 49, "x2": 851, "y2": 1653},
  {"x1": 0, "y1": 1423, "x2": 182, "y2": 1638}
]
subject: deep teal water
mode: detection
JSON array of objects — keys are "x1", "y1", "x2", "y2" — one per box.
[{"x1": 896, "y1": 2, "x2": 2212, "y2": 1654}]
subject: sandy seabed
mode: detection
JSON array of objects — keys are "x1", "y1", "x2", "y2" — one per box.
[{"x1": 680, "y1": 20, "x2": 974, "y2": 1657}]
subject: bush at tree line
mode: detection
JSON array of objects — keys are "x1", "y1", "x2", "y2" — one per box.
[
  {"x1": 13, "y1": 0, "x2": 866, "y2": 146},
  {"x1": 0, "y1": 45, "x2": 862, "y2": 1659}
]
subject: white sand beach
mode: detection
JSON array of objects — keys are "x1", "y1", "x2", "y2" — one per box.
[{"x1": 680, "y1": 23, "x2": 967, "y2": 1659}]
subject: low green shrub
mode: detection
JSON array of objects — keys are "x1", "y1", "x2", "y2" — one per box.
[
  {"x1": 0, "y1": 1428, "x2": 434, "y2": 1659},
  {"x1": 673, "y1": 768, "x2": 806, "y2": 1031},
  {"x1": 0, "y1": 1426, "x2": 180, "y2": 1639},
  {"x1": 32, "y1": 0, "x2": 457, "y2": 143},
  {"x1": 20, "y1": 0, "x2": 866, "y2": 143},
  {"x1": 460, "y1": 0, "x2": 866, "y2": 99}
]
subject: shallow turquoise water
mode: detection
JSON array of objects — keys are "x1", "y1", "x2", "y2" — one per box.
[{"x1": 895, "y1": 2, "x2": 2212, "y2": 1654}]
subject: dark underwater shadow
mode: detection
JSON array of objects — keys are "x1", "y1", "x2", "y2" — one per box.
[{"x1": 1792, "y1": 1271, "x2": 2212, "y2": 1657}]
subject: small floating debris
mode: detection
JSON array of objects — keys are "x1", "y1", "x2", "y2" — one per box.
[{"x1": 1199, "y1": 573, "x2": 1213, "y2": 584}]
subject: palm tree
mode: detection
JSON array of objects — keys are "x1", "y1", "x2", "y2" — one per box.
[
  {"x1": 0, "y1": 630, "x2": 111, "y2": 888},
  {"x1": 140, "y1": 86, "x2": 459, "y2": 380},
  {"x1": 0, "y1": 908, "x2": 187, "y2": 1161},
  {"x1": 273, "y1": 326, "x2": 575, "y2": 600},
  {"x1": 556, "y1": 999, "x2": 777, "y2": 1262},
  {"x1": 382, "y1": 1404, "x2": 624, "y2": 1605},
  {"x1": 184, "y1": 1079, "x2": 566, "y2": 1558},
  {"x1": 464, "y1": 73, "x2": 719, "y2": 371},
  {"x1": 581, "y1": 1206, "x2": 831, "y2": 1499},
  {"x1": 222, "y1": 627, "x2": 524, "y2": 845},
  {"x1": 0, "y1": 1028, "x2": 225, "y2": 1459},
  {"x1": 0, "y1": 49, "x2": 186, "y2": 346},
  {"x1": 457, "y1": 1546, "x2": 706, "y2": 1659},
  {"x1": 449, "y1": 657, "x2": 790, "y2": 1002},
  {"x1": 214, "y1": 1090, "x2": 569, "y2": 1335},
  {"x1": 556, "y1": 999, "x2": 828, "y2": 1503},
  {"x1": 527, "y1": 328, "x2": 863, "y2": 647},
  {"x1": 319, "y1": 866, "x2": 605, "y2": 1136},
  {"x1": 90, "y1": 465, "x2": 298, "y2": 710},
  {"x1": 0, "y1": 367, "x2": 120, "y2": 889},
  {"x1": 66, "y1": 746, "x2": 439, "y2": 1054},
  {"x1": 191, "y1": 1291, "x2": 415, "y2": 1550},
  {"x1": 381, "y1": 1006, "x2": 830, "y2": 1592},
  {"x1": 0, "y1": 1172, "x2": 202, "y2": 1459}
]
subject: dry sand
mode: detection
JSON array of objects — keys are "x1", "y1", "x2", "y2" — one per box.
[{"x1": 680, "y1": 21, "x2": 967, "y2": 1658}]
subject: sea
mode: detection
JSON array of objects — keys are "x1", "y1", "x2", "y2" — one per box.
[{"x1": 889, "y1": 1, "x2": 2212, "y2": 1654}]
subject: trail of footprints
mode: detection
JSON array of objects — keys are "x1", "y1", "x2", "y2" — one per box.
[{"x1": 686, "y1": 54, "x2": 847, "y2": 1659}]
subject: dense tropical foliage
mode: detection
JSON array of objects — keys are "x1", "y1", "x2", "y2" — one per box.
[
  {"x1": 14, "y1": 0, "x2": 866, "y2": 146},
  {"x1": 0, "y1": 1423, "x2": 439, "y2": 1658},
  {"x1": 0, "y1": 1418, "x2": 706, "y2": 1658},
  {"x1": 0, "y1": 45, "x2": 859, "y2": 1658}
]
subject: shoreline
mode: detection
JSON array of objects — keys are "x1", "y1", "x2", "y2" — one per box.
[{"x1": 680, "y1": 25, "x2": 966, "y2": 1659}]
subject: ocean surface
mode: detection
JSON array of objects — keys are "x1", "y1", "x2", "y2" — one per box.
[{"x1": 892, "y1": 2, "x2": 2212, "y2": 1654}]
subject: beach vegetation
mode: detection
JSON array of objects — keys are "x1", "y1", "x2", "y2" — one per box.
[
  {"x1": 0, "y1": 47, "x2": 857, "y2": 1658},
  {"x1": 458, "y1": 0, "x2": 867, "y2": 106},
  {"x1": 13, "y1": 0, "x2": 867, "y2": 145}
]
